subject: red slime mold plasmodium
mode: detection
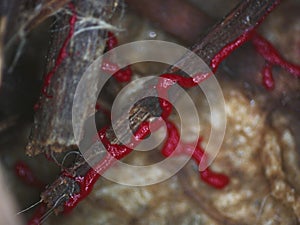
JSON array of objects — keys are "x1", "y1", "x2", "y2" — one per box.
[{"x1": 41, "y1": 3, "x2": 77, "y2": 98}]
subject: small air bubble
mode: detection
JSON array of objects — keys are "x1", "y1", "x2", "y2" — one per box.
[
  {"x1": 149, "y1": 31, "x2": 157, "y2": 39},
  {"x1": 35, "y1": 4, "x2": 42, "y2": 11}
]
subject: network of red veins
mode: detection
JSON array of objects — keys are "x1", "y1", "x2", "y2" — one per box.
[{"x1": 16, "y1": 3, "x2": 300, "y2": 224}]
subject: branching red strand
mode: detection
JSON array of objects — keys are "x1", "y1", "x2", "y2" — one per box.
[
  {"x1": 41, "y1": 3, "x2": 77, "y2": 98},
  {"x1": 251, "y1": 33, "x2": 300, "y2": 89},
  {"x1": 33, "y1": 3, "x2": 77, "y2": 112},
  {"x1": 210, "y1": 29, "x2": 300, "y2": 90}
]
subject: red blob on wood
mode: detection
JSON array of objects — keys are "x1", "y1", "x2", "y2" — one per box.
[
  {"x1": 113, "y1": 66, "x2": 133, "y2": 82},
  {"x1": 261, "y1": 63, "x2": 275, "y2": 90},
  {"x1": 106, "y1": 31, "x2": 118, "y2": 51}
]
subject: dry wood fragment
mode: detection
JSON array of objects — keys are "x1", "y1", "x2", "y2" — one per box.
[{"x1": 26, "y1": 0, "x2": 118, "y2": 156}]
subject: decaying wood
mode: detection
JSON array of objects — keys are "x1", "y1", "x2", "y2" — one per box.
[
  {"x1": 26, "y1": 0, "x2": 118, "y2": 156},
  {"x1": 40, "y1": 0, "x2": 281, "y2": 214}
]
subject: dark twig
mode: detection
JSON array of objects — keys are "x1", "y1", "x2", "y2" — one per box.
[
  {"x1": 26, "y1": 0, "x2": 118, "y2": 156},
  {"x1": 169, "y1": 0, "x2": 281, "y2": 73}
]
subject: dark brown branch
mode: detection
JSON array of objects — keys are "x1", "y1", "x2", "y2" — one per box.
[
  {"x1": 169, "y1": 0, "x2": 280, "y2": 72},
  {"x1": 26, "y1": 0, "x2": 117, "y2": 155}
]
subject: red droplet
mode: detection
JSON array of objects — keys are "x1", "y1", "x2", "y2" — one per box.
[
  {"x1": 200, "y1": 168, "x2": 229, "y2": 189},
  {"x1": 114, "y1": 66, "x2": 132, "y2": 82},
  {"x1": 33, "y1": 102, "x2": 40, "y2": 112},
  {"x1": 261, "y1": 63, "x2": 274, "y2": 90},
  {"x1": 15, "y1": 161, "x2": 44, "y2": 189},
  {"x1": 106, "y1": 31, "x2": 118, "y2": 51}
]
